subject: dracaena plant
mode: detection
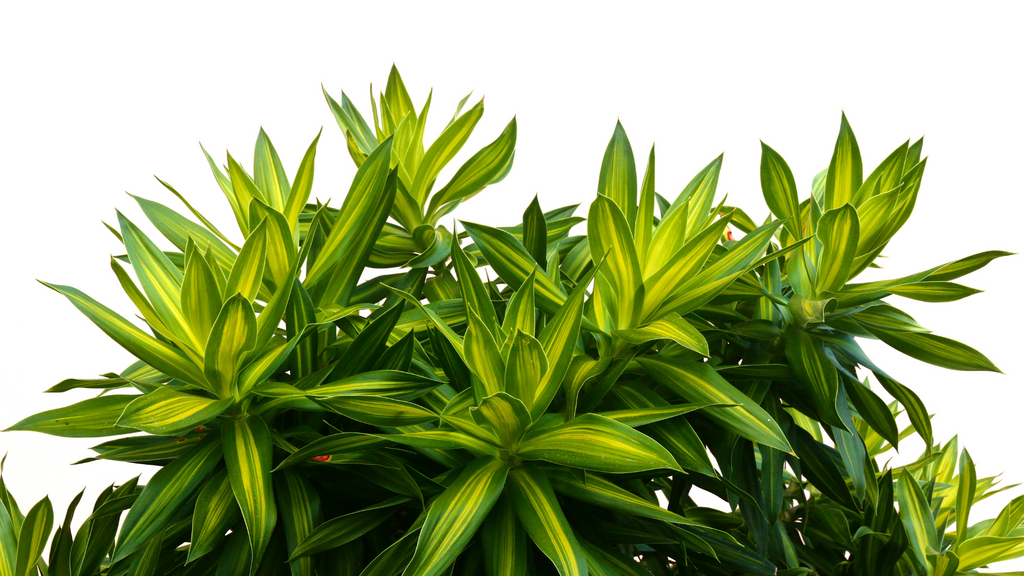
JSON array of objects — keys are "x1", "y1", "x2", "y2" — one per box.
[{"x1": 2, "y1": 68, "x2": 1019, "y2": 576}]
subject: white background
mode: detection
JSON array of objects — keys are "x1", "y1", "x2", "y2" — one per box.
[{"x1": 1, "y1": 1, "x2": 1021, "y2": 569}]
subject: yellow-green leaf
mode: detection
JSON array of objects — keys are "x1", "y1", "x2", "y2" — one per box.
[
  {"x1": 404, "y1": 456, "x2": 510, "y2": 576},
  {"x1": 517, "y1": 413, "x2": 679, "y2": 474},
  {"x1": 814, "y1": 204, "x2": 860, "y2": 295},
  {"x1": 597, "y1": 120, "x2": 637, "y2": 230},
  {"x1": 897, "y1": 471, "x2": 938, "y2": 571},
  {"x1": 637, "y1": 357, "x2": 792, "y2": 453},
  {"x1": 470, "y1": 392, "x2": 533, "y2": 450},
  {"x1": 823, "y1": 112, "x2": 862, "y2": 211},
  {"x1": 410, "y1": 100, "x2": 484, "y2": 207},
  {"x1": 588, "y1": 196, "x2": 642, "y2": 331},
  {"x1": 224, "y1": 416, "x2": 277, "y2": 573},
  {"x1": 203, "y1": 294, "x2": 257, "y2": 398},
  {"x1": 315, "y1": 396, "x2": 437, "y2": 427},
  {"x1": 188, "y1": 469, "x2": 240, "y2": 562},
  {"x1": 613, "y1": 313, "x2": 709, "y2": 357},
  {"x1": 254, "y1": 128, "x2": 290, "y2": 212},
  {"x1": 225, "y1": 220, "x2": 268, "y2": 303},
  {"x1": 117, "y1": 388, "x2": 231, "y2": 435},
  {"x1": 6, "y1": 395, "x2": 136, "y2": 438},
  {"x1": 14, "y1": 497, "x2": 52, "y2": 576},
  {"x1": 507, "y1": 464, "x2": 587, "y2": 576},
  {"x1": 482, "y1": 494, "x2": 528, "y2": 576},
  {"x1": 427, "y1": 117, "x2": 517, "y2": 218},
  {"x1": 760, "y1": 141, "x2": 801, "y2": 238}
]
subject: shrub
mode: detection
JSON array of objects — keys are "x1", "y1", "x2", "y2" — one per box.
[{"x1": 3, "y1": 67, "x2": 1017, "y2": 576}]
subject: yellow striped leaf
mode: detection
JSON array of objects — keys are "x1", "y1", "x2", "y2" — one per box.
[
  {"x1": 225, "y1": 220, "x2": 268, "y2": 303},
  {"x1": 823, "y1": 112, "x2": 862, "y2": 211},
  {"x1": 283, "y1": 131, "x2": 321, "y2": 232},
  {"x1": 507, "y1": 464, "x2": 587, "y2": 576},
  {"x1": 546, "y1": 468, "x2": 699, "y2": 527},
  {"x1": 637, "y1": 357, "x2": 792, "y2": 453},
  {"x1": 462, "y1": 222, "x2": 568, "y2": 320},
  {"x1": 464, "y1": 308, "x2": 505, "y2": 401},
  {"x1": 529, "y1": 263, "x2": 599, "y2": 419},
  {"x1": 115, "y1": 434, "x2": 222, "y2": 562},
  {"x1": 451, "y1": 234, "x2": 500, "y2": 338},
  {"x1": 760, "y1": 141, "x2": 801, "y2": 238},
  {"x1": 613, "y1": 313, "x2": 709, "y2": 357},
  {"x1": 310, "y1": 370, "x2": 443, "y2": 401},
  {"x1": 254, "y1": 128, "x2": 290, "y2": 212},
  {"x1": 641, "y1": 216, "x2": 729, "y2": 314},
  {"x1": 290, "y1": 498, "x2": 401, "y2": 561},
  {"x1": 203, "y1": 294, "x2": 257, "y2": 398},
  {"x1": 201, "y1": 143, "x2": 246, "y2": 234},
  {"x1": 427, "y1": 117, "x2": 517, "y2": 218},
  {"x1": 644, "y1": 198, "x2": 689, "y2": 277},
  {"x1": 957, "y1": 536, "x2": 1024, "y2": 571},
  {"x1": 315, "y1": 396, "x2": 438, "y2": 427},
  {"x1": 854, "y1": 188, "x2": 899, "y2": 255},
  {"x1": 814, "y1": 204, "x2": 859, "y2": 295},
  {"x1": 7, "y1": 395, "x2": 136, "y2": 438},
  {"x1": 500, "y1": 273, "x2": 536, "y2": 339},
  {"x1": 596, "y1": 401, "x2": 727, "y2": 428},
  {"x1": 897, "y1": 471, "x2": 938, "y2": 571},
  {"x1": 597, "y1": 121, "x2": 637, "y2": 229},
  {"x1": 867, "y1": 328, "x2": 1000, "y2": 372},
  {"x1": 276, "y1": 470, "x2": 320, "y2": 576},
  {"x1": 380, "y1": 430, "x2": 500, "y2": 457},
  {"x1": 955, "y1": 449, "x2": 977, "y2": 551},
  {"x1": 887, "y1": 281, "x2": 981, "y2": 303},
  {"x1": 273, "y1": 432, "x2": 391, "y2": 471},
  {"x1": 504, "y1": 330, "x2": 548, "y2": 405},
  {"x1": 224, "y1": 416, "x2": 277, "y2": 573},
  {"x1": 188, "y1": 469, "x2": 240, "y2": 562},
  {"x1": 410, "y1": 100, "x2": 484, "y2": 207},
  {"x1": 677, "y1": 155, "x2": 725, "y2": 238},
  {"x1": 132, "y1": 195, "x2": 236, "y2": 270},
  {"x1": 117, "y1": 211, "x2": 199, "y2": 350},
  {"x1": 634, "y1": 145, "x2": 656, "y2": 266},
  {"x1": 482, "y1": 494, "x2": 528, "y2": 576},
  {"x1": 117, "y1": 388, "x2": 231, "y2": 435},
  {"x1": 404, "y1": 456, "x2": 510, "y2": 576},
  {"x1": 226, "y1": 151, "x2": 267, "y2": 232},
  {"x1": 247, "y1": 201, "x2": 296, "y2": 291},
  {"x1": 517, "y1": 413, "x2": 678, "y2": 474},
  {"x1": 784, "y1": 326, "x2": 844, "y2": 429},
  {"x1": 470, "y1": 393, "x2": 533, "y2": 450},
  {"x1": 0, "y1": 499, "x2": 17, "y2": 576},
  {"x1": 588, "y1": 196, "x2": 642, "y2": 330},
  {"x1": 14, "y1": 497, "x2": 52, "y2": 576},
  {"x1": 180, "y1": 250, "x2": 223, "y2": 346}
]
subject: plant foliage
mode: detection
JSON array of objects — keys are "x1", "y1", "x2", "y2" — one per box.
[{"x1": 3, "y1": 67, "x2": 1017, "y2": 576}]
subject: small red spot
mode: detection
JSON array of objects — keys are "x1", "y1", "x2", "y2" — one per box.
[
  {"x1": 311, "y1": 455, "x2": 330, "y2": 462},
  {"x1": 196, "y1": 427, "x2": 206, "y2": 432},
  {"x1": 725, "y1": 229, "x2": 735, "y2": 241},
  {"x1": 198, "y1": 435, "x2": 206, "y2": 439},
  {"x1": 176, "y1": 438, "x2": 186, "y2": 443}
]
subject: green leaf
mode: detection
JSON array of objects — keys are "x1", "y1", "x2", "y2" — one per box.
[
  {"x1": 507, "y1": 464, "x2": 587, "y2": 576},
  {"x1": 7, "y1": 395, "x2": 136, "y2": 438},
  {"x1": 546, "y1": 468, "x2": 699, "y2": 527},
  {"x1": 272, "y1": 433, "x2": 391, "y2": 471},
  {"x1": 637, "y1": 357, "x2": 792, "y2": 453},
  {"x1": 115, "y1": 434, "x2": 222, "y2": 562},
  {"x1": 588, "y1": 195, "x2": 643, "y2": 330},
  {"x1": 204, "y1": 294, "x2": 258, "y2": 398},
  {"x1": 181, "y1": 247, "x2": 223, "y2": 345},
  {"x1": 784, "y1": 326, "x2": 844, "y2": 429},
  {"x1": 315, "y1": 396, "x2": 437, "y2": 427},
  {"x1": 897, "y1": 471, "x2": 938, "y2": 570},
  {"x1": 462, "y1": 222, "x2": 568, "y2": 320},
  {"x1": 635, "y1": 145, "x2": 656, "y2": 264},
  {"x1": 596, "y1": 401, "x2": 727, "y2": 428},
  {"x1": 814, "y1": 205, "x2": 860, "y2": 295},
  {"x1": 482, "y1": 495, "x2": 528, "y2": 576},
  {"x1": 956, "y1": 449, "x2": 977, "y2": 551},
  {"x1": 411, "y1": 99, "x2": 484, "y2": 207},
  {"x1": 517, "y1": 413, "x2": 679, "y2": 474},
  {"x1": 254, "y1": 128, "x2": 290, "y2": 212},
  {"x1": 957, "y1": 536, "x2": 1024, "y2": 572},
  {"x1": 887, "y1": 281, "x2": 981, "y2": 303},
  {"x1": 451, "y1": 234, "x2": 500, "y2": 338},
  {"x1": 227, "y1": 151, "x2": 267, "y2": 233},
  {"x1": 597, "y1": 120, "x2": 637, "y2": 229},
  {"x1": 117, "y1": 388, "x2": 232, "y2": 435},
  {"x1": 310, "y1": 371, "x2": 443, "y2": 400},
  {"x1": 404, "y1": 456, "x2": 510, "y2": 576},
  {"x1": 854, "y1": 140, "x2": 908, "y2": 205},
  {"x1": 927, "y1": 250, "x2": 1014, "y2": 282},
  {"x1": 823, "y1": 112, "x2": 862, "y2": 211},
  {"x1": 117, "y1": 211, "x2": 198, "y2": 350},
  {"x1": 613, "y1": 313, "x2": 709, "y2": 357},
  {"x1": 289, "y1": 499, "x2": 399, "y2": 560},
  {"x1": 427, "y1": 117, "x2": 517, "y2": 218},
  {"x1": 0, "y1": 499, "x2": 17, "y2": 576},
  {"x1": 792, "y1": 427, "x2": 857, "y2": 511},
  {"x1": 132, "y1": 194, "x2": 236, "y2": 270},
  {"x1": 464, "y1": 308, "x2": 506, "y2": 402},
  {"x1": 284, "y1": 131, "x2": 321, "y2": 232},
  {"x1": 503, "y1": 330, "x2": 548, "y2": 406},
  {"x1": 14, "y1": 497, "x2": 52, "y2": 576},
  {"x1": 523, "y1": 196, "x2": 548, "y2": 271},
  {"x1": 760, "y1": 141, "x2": 802, "y2": 238},
  {"x1": 867, "y1": 328, "x2": 1000, "y2": 372},
  {"x1": 640, "y1": 217, "x2": 730, "y2": 319},
  {"x1": 188, "y1": 469, "x2": 240, "y2": 563},
  {"x1": 470, "y1": 392, "x2": 533, "y2": 450},
  {"x1": 223, "y1": 416, "x2": 277, "y2": 573},
  {"x1": 224, "y1": 220, "x2": 268, "y2": 303}
]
